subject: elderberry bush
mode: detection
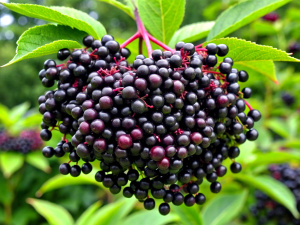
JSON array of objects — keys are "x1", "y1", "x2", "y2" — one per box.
[
  {"x1": 248, "y1": 164, "x2": 300, "y2": 225},
  {"x1": 0, "y1": 130, "x2": 43, "y2": 154},
  {"x1": 38, "y1": 35, "x2": 261, "y2": 215}
]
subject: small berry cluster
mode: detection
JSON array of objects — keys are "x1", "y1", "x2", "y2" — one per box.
[
  {"x1": 0, "y1": 130, "x2": 43, "y2": 154},
  {"x1": 38, "y1": 35, "x2": 261, "y2": 215},
  {"x1": 248, "y1": 164, "x2": 300, "y2": 225}
]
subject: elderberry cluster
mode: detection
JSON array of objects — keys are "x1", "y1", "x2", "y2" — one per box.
[
  {"x1": 248, "y1": 164, "x2": 300, "y2": 225},
  {"x1": 38, "y1": 34, "x2": 261, "y2": 215},
  {"x1": 0, "y1": 130, "x2": 43, "y2": 154}
]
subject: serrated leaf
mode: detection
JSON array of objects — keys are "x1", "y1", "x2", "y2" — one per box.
[
  {"x1": 202, "y1": 190, "x2": 248, "y2": 225},
  {"x1": 96, "y1": 0, "x2": 134, "y2": 18},
  {"x1": 85, "y1": 198, "x2": 135, "y2": 225},
  {"x1": 76, "y1": 201, "x2": 102, "y2": 225},
  {"x1": 122, "y1": 210, "x2": 180, "y2": 225},
  {"x1": 36, "y1": 170, "x2": 103, "y2": 197},
  {"x1": 0, "y1": 152, "x2": 24, "y2": 178},
  {"x1": 27, "y1": 198, "x2": 74, "y2": 225},
  {"x1": 234, "y1": 174, "x2": 299, "y2": 218},
  {"x1": 1, "y1": 3, "x2": 106, "y2": 39},
  {"x1": 205, "y1": 38, "x2": 300, "y2": 62},
  {"x1": 207, "y1": 0, "x2": 292, "y2": 40},
  {"x1": 168, "y1": 21, "x2": 215, "y2": 48},
  {"x1": 137, "y1": 0, "x2": 185, "y2": 44},
  {"x1": 204, "y1": 38, "x2": 300, "y2": 82},
  {"x1": 171, "y1": 204, "x2": 202, "y2": 225},
  {"x1": 25, "y1": 152, "x2": 51, "y2": 173},
  {"x1": 2, "y1": 24, "x2": 86, "y2": 67},
  {"x1": 234, "y1": 60, "x2": 276, "y2": 83}
]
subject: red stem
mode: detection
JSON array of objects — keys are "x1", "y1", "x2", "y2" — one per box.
[
  {"x1": 148, "y1": 34, "x2": 175, "y2": 52},
  {"x1": 134, "y1": 8, "x2": 153, "y2": 57},
  {"x1": 244, "y1": 100, "x2": 253, "y2": 111},
  {"x1": 120, "y1": 32, "x2": 140, "y2": 49},
  {"x1": 139, "y1": 36, "x2": 143, "y2": 55}
]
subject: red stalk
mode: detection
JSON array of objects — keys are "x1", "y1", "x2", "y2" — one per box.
[
  {"x1": 244, "y1": 100, "x2": 253, "y2": 111},
  {"x1": 148, "y1": 34, "x2": 175, "y2": 52},
  {"x1": 120, "y1": 32, "x2": 140, "y2": 49}
]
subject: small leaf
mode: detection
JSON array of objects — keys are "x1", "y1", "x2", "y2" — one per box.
[
  {"x1": 1, "y1": 3, "x2": 106, "y2": 39},
  {"x1": 207, "y1": 0, "x2": 292, "y2": 40},
  {"x1": 234, "y1": 60, "x2": 276, "y2": 83},
  {"x1": 202, "y1": 190, "x2": 248, "y2": 225},
  {"x1": 76, "y1": 201, "x2": 102, "y2": 225},
  {"x1": 171, "y1": 204, "x2": 202, "y2": 225},
  {"x1": 2, "y1": 24, "x2": 86, "y2": 67},
  {"x1": 168, "y1": 21, "x2": 215, "y2": 48},
  {"x1": 27, "y1": 198, "x2": 74, "y2": 225},
  {"x1": 137, "y1": 0, "x2": 185, "y2": 44},
  {"x1": 246, "y1": 151, "x2": 300, "y2": 167},
  {"x1": 21, "y1": 114, "x2": 43, "y2": 129},
  {"x1": 122, "y1": 210, "x2": 180, "y2": 225},
  {"x1": 96, "y1": 0, "x2": 134, "y2": 18},
  {"x1": 85, "y1": 198, "x2": 136, "y2": 225},
  {"x1": 0, "y1": 104, "x2": 10, "y2": 128},
  {"x1": 25, "y1": 151, "x2": 51, "y2": 173},
  {"x1": 36, "y1": 170, "x2": 103, "y2": 197},
  {"x1": 264, "y1": 119, "x2": 290, "y2": 138},
  {"x1": 251, "y1": 20, "x2": 278, "y2": 36},
  {"x1": 234, "y1": 174, "x2": 299, "y2": 218},
  {"x1": 0, "y1": 152, "x2": 24, "y2": 178},
  {"x1": 9, "y1": 102, "x2": 30, "y2": 123}
]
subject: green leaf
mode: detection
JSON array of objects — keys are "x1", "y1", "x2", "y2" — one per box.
[
  {"x1": 85, "y1": 198, "x2": 136, "y2": 225},
  {"x1": 96, "y1": 0, "x2": 134, "y2": 19},
  {"x1": 0, "y1": 152, "x2": 24, "y2": 178},
  {"x1": 9, "y1": 102, "x2": 30, "y2": 123},
  {"x1": 246, "y1": 151, "x2": 300, "y2": 167},
  {"x1": 234, "y1": 174, "x2": 299, "y2": 218},
  {"x1": 122, "y1": 210, "x2": 180, "y2": 225},
  {"x1": 171, "y1": 204, "x2": 202, "y2": 225},
  {"x1": 21, "y1": 114, "x2": 42, "y2": 129},
  {"x1": 36, "y1": 170, "x2": 103, "y2": 197},
  {"x1": 264, "y1": 119, "x2": 290, "y2": 138},
  {"x1": 76, "y1": 201, "x2": 102, "y2": 225},
  {"x1": 25, "y1": 152, "x2": 51, "y2": 173},
  {"x1": 0, "y1": 104, "x2": 10, "y2": 128},
  {"x1": 137, "y1": 0, "x2": 185, "y2": 44},
  {"x1": 202, "y1": 190, "x2": 248, "y2": 225},
  {"x1": 1, "y1": 3, "x2": 106, "y2": 39},
  {"x1": 2, "y1": 24, "x2": 86, "y2": 67},
  {"x1": 168, "y1": 21, "x2": 215, "y2": 48},
  {"x1": 207, "y1": 0, "x2": 292, "y2": 40},
  {"x1": 251, "y1": 20, "x2": 278, "y2": 36},
  {"x1": 234, "y1": 60, "x2": 276, "y2": 83},
  {"x1": 204, "y1": 38, "x2": 300, "y2": 82},
  {"x1": 27, "y1": 198, "x2": 74, "y2": 225}
]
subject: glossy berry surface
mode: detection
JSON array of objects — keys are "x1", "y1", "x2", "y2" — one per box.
[{"x1": 37, "y1": 36, "x2": 261, "y2": 215}]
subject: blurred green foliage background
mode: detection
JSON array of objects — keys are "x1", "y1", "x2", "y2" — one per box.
[{"x1": 0, "y1": 0, "x2": 300, "y2": 224}]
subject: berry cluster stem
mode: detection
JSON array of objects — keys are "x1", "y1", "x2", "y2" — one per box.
[
  {"x1": 134, "y1": 8, "x2": 153, "y2": 57},
  {"x1": 120, "y1": 5, "x2": 174, "y2": 57},
  {"x1": 244, "y1": 100, "x2": 253, "y2": 111}
]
